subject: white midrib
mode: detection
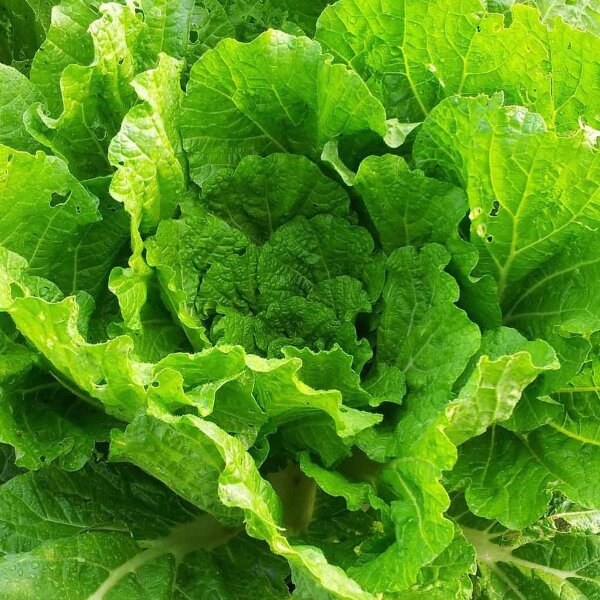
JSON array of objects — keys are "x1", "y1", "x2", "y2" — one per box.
[
  {"x1": 461, "y1": 526, "x2": 592, "y2": 582},
  {"x1": 87, "y1": 515, "x2": 238, "y2": 599}
]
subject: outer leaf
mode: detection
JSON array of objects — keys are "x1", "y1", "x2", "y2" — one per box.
[
  {"x1": 415, "y1": 94, "x2": 600, "y2": 305},
  {"x1": 0, "y1": 146, "x2": 102, "y2": 294},
  {"x1": 0, "y1": 0, "x2": 58, "y2": 73},
  {"x1": 415, "y1": 94, "x2": 600, "y2": 386},
  {"x1": 395, "y1": 528, "x2": 475, "y2": 599},
  {"x1": 463, "y1": 522, "x2": 600, "y2": 598},
  {"x1": 111, "y1": 413, "x2": 376, "y2": 599},
  {"x1": 499, "y1": 0, "x2": 600, "y2": 35},
  {"x1": 0, "y1": 372, "x2": 116, "y2": 471},
  {"x1": 453, "y1": 423, "x2": 600, "y2": 529},
  {"x1": 316, "y1": 0, "x2": 600, "y2": 131},
  {"x1": 30, "y1": 0, "x2": 102, "y2": 113},
  {"x1": 26, "y1": 2, "x2": 142, "y2": 178},
  {"x1": 0, "y1": 462, "x2": 289, "y2": 599},
  {"x1": 0, "y1": 65, "x2": 44, "y2": 152},
  {"x1": 182, "y1": 29, "x2": 389, "y2": 184}
]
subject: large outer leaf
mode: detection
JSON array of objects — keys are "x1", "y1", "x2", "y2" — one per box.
[
  {"x1": 462, "y1": 520, "x2": 600, "y2": 599},
  {"x1": 316, "y1": 0, "x2": 600, "y2": 131},
  {"x1": 0, "y1": 146, "x2": 102, "y2": 294},
  {"x1": 181, "y1": 29, "x2": 389, "y2": 184},
  {"x1": 415, "y1": 94, "x2": 600, "y2": 388},
  {"x1": 0, "y1": 462, "x2": 290, "y2": 599},
  {"x1": 415, "y1": 94, "x2": 600, "y2": 304},
  {"x1": 111, "y1": 413, "x2": 376, "y2": 599},
  {"x1": 0, "y1": 65, "x2": 44, "y2": 153}
]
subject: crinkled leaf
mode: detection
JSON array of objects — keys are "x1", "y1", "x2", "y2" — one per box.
[
  {"x1": 377, "y1": 244, "x2": 481, "y2": 392},
  {"x1": 201, "y1": 153, "x2": 349, "y2": 244}
]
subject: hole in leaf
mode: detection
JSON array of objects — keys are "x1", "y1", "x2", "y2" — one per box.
[
  {"x1": 489, "y1": 200, "x2": 500, "y2": 217},
  {"x1": 7, "y1": 153, "x2": 13, "y2": 162},
  {"x1": 486, "y1": 235, "x2": 493, "y2": 243},
  {"x1": 189, "y1": 29, "x2": 199, "y2": 44},
  {"x1": 50, "y1": 191, "x2": 71, "y2": 207},
  {"x1": 151, "y1": 381, "x2": 160, "y2": 388},
  {"x1": 567, "y1": 42, "x2": 572, "y2": 50},
  {"x1": 118, "y1": 57, "x2": 124, "y2": 66},
  {"x1": 75, "y1": 206, "x2": 81, "y2": 214}
]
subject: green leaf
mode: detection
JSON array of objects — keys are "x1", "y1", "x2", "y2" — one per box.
[
  {"x1": 494, "y1": 0, "x2": 600, "y2": 36},
  {"x1": 354, "y1": 153, "x2": 502, "y2": 327},
  {"x1": 146, "y1": 200, "x2": 247, "y2": 349},
  {"x1": 415, "y1": 94, "x2": 600, "y2": 305},
  {"x1": 0, "y1": 319, "x2": 38, "y2": 385},
  {"x1": 354, "y1": 155, "x2": 467, "y2": 254},
  {"x1": 107, "y1": 53, "x2": 187, "y2": 331},
  {"x1": 463, "y1": 520, "x2": 600, "y2": 599},
  {"x1": 453, "y1": 418, "x2": 600, "y2": 529},
  {"x1": 258, "y1": 215, "x2": 377, "y2": 306},
  {"x1": 26, "y1": 2, "x2": 142, "y2": 179},
  {"x1": 0, "y1": 462, "x2": 290, "y2": 599},
  {"x1": 316, "y1": 0, "x2": 600, "y2": 131},
  {"x1": 394, "y1": 527, "x2": 475, "y2": 599},
  {"x1": 149, "y1": 197, "x2": 380, "y2": 365},
  {"x1": 445, "y1": 327, "x2": 559, "y2": 445},
  {"x1": 30, "y1": 0, "x2": 102, "y2": 113},
  {"x1": 0, "y1": 146, "x2": 104, "y2": 294},
  {"x1": 0, "y1": 65, "x2": 44, "y2": 153},
  {"x1": 111, "y1": 413, "x2": 376, "y2": 598},
  {"x1": 0, "y1": 371, "x2": 117, "y2": 471},
  {"x1": 282, "y1": 345, "x2": 404, "y2": 409},
  {"x1": 246, "y1": 353, "x2": 381, "y2": 464},
  {"x1": 377, "y1": 244, "x2": 481, "y2": 392},
  {"x1": 0, "y1": 0, "x2": 58, "y2": 74},
  {"x1": 201, "y1": 153, "x2": 350, "y2": 244},
  {"x1": 182, "y1": 29, "x2": 389, "y2": 184},
  {"x1": 298, "y1": 452, "x2": 373, "y2": 511},
  {"x1": 415, "y1": 94, "x2": 600, "y2": 384}
]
